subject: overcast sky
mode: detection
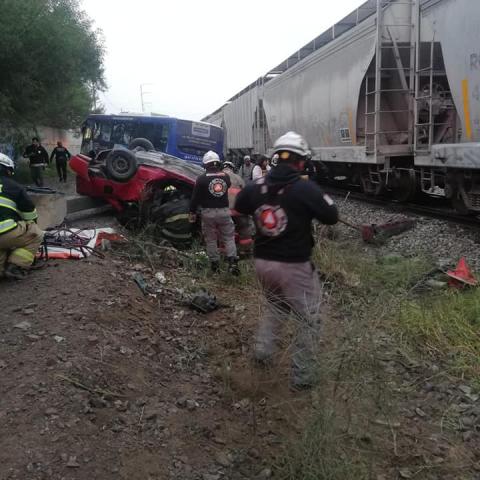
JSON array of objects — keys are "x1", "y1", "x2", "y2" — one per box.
[{"x1": 81, "y1": 0, "x2": 362, "y2": 121}]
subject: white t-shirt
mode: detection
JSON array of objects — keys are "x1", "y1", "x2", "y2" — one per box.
[{"x1": 252, "y1": 165, "x2": 265, "y2": 181}]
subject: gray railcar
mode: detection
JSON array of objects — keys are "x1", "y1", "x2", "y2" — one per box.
[{"x1": 203, "y1": 0, "x2": 480, "y2": 213}]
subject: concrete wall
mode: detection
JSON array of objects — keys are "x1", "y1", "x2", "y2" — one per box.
[
  {"x1": 36, "y1": 126, "x2": 82, "y2": 156},
  {"x1": 0, "y1": 126, "x2": 82, "y2": 160}
]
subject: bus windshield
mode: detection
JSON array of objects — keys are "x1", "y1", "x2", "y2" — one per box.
[{"x1": 81, "y1": 114, "x2": 224, "y2": 165}]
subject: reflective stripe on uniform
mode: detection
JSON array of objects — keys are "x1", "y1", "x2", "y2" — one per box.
[
  {"x1": 164, "y1": 213, "x2": 190, "y2": 224},
  {"x1": 11, "y1": 247, "x2": 34, "y2": 263},
  {"x1": 0, "y1": 218, "x2": 17, "y2": 233},
  {"x1": 20, "y1": 209, "x2": 38, "y2": 221},
  {"x1": 0, "y1": 195, "x2": 19, "y2": 213}
]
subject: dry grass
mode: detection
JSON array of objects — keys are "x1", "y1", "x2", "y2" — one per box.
[{"x1": 277, "y1": 238, "x2": 480, "y2": 478}]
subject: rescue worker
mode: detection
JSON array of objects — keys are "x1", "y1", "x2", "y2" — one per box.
[
  {"x1": 0, "y1": 153, "x2": 44, "y2": 280},
  {"x1": 239, "y1": 155, "x2": 254, "y2": 183},
  {"x1": 235, "y1": 132, "x2": 338, "y2": 389},
  {"x1": 222, "y1": 161, "x2": 253, "y2": 255},
  {"x1": 23, "y1": 137, "x2": 49, "y2": 187},
  {"x1": 50, "y1": 141, "x2": 71, "y2": 182},
  {"x1": 189, "y1": 151, "x2": 239, "y2": 275}
]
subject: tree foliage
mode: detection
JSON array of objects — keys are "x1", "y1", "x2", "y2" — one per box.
[{"x1": 0, "y1": 0, "x2": 105, "y2": 129}]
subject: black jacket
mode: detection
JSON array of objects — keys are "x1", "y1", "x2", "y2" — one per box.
[
  {"x1": 23, "y1": 144, "x2": 49, "y2": 166},
  {"x1": 235, "y1": 163, "x2": 338, "y2": 262},
  {"x1": 190, "y1": 171, "x2": 231, "y2": 213},
  {"x1": 50, "y1": 146, "x2": 71, "y2": 163},
  {"x1": 0, "y1": 176, "x2": 38, "y2": 234}
]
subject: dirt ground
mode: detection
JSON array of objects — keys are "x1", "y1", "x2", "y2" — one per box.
[
  {"x1": 0, "y1": 223, "x2": 309, "y2": 480},
  {"x1": 1, "y1": 208, "x2": 480, "y2": 479}
]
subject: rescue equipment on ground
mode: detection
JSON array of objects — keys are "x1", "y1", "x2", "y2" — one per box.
[{"x1": 38, "y1": 227, "x2": 124, "y2": 260}]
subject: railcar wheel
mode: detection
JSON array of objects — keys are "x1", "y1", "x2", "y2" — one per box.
[
  {"x1": 360, "y1": 173, "x2": 383, "y2": 196},
  {"x1": 391, "y1": 169, "x2": 417, "y2": 203},
  {"x1": 452, "y1": 192, "x2": 470, "y2": 215}
]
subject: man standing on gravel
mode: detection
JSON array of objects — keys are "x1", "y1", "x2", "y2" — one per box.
[
  {"x1": 235, "y1": 131, "x2": 338, "y2": 389},
  {"x1": 189, "y1": 151, "x2": 239, "y2": 275},
  {"x1": 23, "y1": 137, "x2": 49, "y2": 187}
]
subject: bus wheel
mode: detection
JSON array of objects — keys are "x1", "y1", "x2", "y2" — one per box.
[
  {"x1": 129, "y1": 137, "x2": 155, "y2": 152},
  {"x1": 105, "y1": 149, "x2": 138, "y2": 182}
]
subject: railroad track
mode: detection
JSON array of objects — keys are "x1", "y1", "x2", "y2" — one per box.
[{"x1": 326, "y1": 187, "x2": 480, "y2": 228}]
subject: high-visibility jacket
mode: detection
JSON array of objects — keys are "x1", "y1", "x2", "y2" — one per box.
[{"x1": 0, "y1": 176, "x2": 38, "y2": 234}]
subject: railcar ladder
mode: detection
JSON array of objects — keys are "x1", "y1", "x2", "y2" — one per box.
[
  {"x1": 365, "y1": 0, "x2": 418, "y2": 161},
  {"x1": 413, "y1": 4, "x2": 435, "y2": 154}
]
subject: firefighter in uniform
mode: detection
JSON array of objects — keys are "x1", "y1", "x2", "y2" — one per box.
[
  {"x1": 222, "y1": 161, "x2": 253, "y2": 255},
  {"x1": 23, "y1": 137, "x2": 49, "y2": 187},
  {"x1": 0, "y1": 153, "x2": 44, "y2": 280},
  {"x1": 235, "y1": 132, "x2": 338, "y2": 389},
  {"x1": 49, "y1": 141, "x2": 71, "y2": 182},
  {"x1": 189, "y1": 151, "x2": 239, "y2": 275}
]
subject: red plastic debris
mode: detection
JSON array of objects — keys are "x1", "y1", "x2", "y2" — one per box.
[{"x1": 446, "y1": 257, "x2": 478, "y2": 288}]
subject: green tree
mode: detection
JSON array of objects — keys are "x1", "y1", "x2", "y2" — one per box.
[{"x1": 0, "y1": 0, "x2": 105, "y2": 130}]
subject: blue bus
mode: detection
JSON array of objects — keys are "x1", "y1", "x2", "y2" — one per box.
[{"x1": 80, "y1": 114, "x2": 224, "y2": 165}]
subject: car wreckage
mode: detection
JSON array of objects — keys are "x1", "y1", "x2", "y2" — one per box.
[{"x1": 69, "y1": 138, "x2": 251, "y2": 251}]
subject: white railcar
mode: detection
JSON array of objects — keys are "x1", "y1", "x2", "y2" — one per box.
[{"x1": 203, "y1": 0, "x2": 480, "y2": 213}]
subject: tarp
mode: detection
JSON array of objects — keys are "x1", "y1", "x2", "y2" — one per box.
[{"x1": 38, "y1": 227, "x2": 124, "y2": 260}]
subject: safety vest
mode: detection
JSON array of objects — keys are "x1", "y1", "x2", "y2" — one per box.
[{"x1": 0, "y1": 183, "x2": 38, "y2": 234}]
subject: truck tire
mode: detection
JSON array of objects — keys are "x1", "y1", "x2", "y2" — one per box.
[
  {"x1": 129, "y1": 137, "x2": 155, "y2": 152},
  {"x1": 105, "y1": 149, "x2": 138, "y2": 182}
]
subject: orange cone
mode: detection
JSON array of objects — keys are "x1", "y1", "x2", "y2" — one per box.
[{"x1": 446, "y1": 257, "x2": 478, "y2": 287}]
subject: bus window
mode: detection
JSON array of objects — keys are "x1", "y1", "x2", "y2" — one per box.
[
  {"x1": 130, "y1": 122, "x2": 169, "y2": 152},
  {"x1": 111, "y1": 121, "x2": 135, "y2": 145},
  {"x1": 152, "y1": 124, "x2": 169, "y2": 152},
  {"x1": 96, "y1": 121, "x2": 112, "y2": 142}
]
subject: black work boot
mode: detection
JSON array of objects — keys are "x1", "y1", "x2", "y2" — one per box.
[
  {"x1": 227, "y1": 257, "x2": 240, "y2": 276},
  {"x1": 4, "y1": 264, "x2": 27, "y2": 281},
  {"x1": 210, "y1": 261, "x2": 220, "y2": 273}
]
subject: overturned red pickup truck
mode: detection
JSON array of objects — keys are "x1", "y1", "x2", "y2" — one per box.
[{"x1": 69, "y1": 139, "x2": 252, "y2": 251}]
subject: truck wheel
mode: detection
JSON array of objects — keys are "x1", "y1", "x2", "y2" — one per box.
[
  {"x1": 129, "y1": 138, "x2": 155, "y2": 152},
  {"x1": 105, "y1": 149, "x2": 138, "y2": 182}
]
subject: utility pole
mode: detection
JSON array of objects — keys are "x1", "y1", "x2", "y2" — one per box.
[{"x1": 140, "y1": 83, "x2": 153, "y2": 113}]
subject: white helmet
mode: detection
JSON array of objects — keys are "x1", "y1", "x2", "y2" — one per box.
[
  {"x1": 202, "y1": 150, "x2": 220, "y2": 165},
  {"x1": 0, "y1": 153, "x2": 15, "y2": 171},
  {"x1": 243, "y1": 155, "x2": 251, "y2": 162},
  {"x1": 273, "y1": 131, "x2": 310, "y2": 157},
  {"x1": 223, "y1": 161, "x2": 235, "y2": 170}
]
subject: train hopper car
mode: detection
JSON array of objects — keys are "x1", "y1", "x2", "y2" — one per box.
[{"x1": 203, "y1": 0, "x2": 480, "y2": 214}]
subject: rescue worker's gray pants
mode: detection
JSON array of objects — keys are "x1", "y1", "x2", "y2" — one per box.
[
  {"x1": 201, "y1": 208, "x2": 237, "y2": 262},
  {"x1": 30, "y1": 166, "x2": 44, "y2": 187},
  {"x1": 254, "y1": 258, "x2": 322, "y2": 386}
]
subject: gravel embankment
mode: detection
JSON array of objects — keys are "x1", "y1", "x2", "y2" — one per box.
[{"x1": 335, "y1": 197, "x2": 480, "y2": 271}]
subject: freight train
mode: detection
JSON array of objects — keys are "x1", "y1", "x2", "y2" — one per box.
[{"x1": 202, "y1": 0, "x2": 480, "y2": 214}]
